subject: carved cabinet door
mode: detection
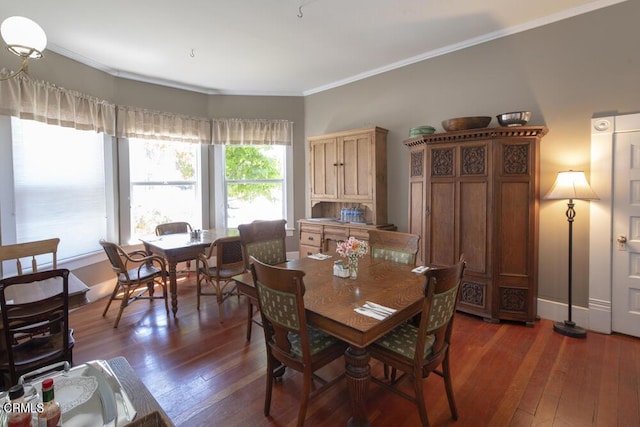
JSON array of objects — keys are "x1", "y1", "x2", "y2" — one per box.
[{"x1": 424, "y1": 141, "x2": 493, "y2": 320}]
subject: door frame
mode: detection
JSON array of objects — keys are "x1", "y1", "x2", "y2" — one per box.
[{"x1": 589, "y1": 112, "x2": 640, "y2": 334}]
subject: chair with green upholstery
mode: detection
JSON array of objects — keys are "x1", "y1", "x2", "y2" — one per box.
[
  {"x1": 368, "y1": 229, "x2": 420, "y2": 265},
  {"x1": 238, "y1": 219, "x2": 287, "y2": 341},
  {"x1": 250, "y1": 257, "x2": 347, "y2": 427},
  {"x1": 368, "y1": 256, "x2": 466, "y2": 427}
]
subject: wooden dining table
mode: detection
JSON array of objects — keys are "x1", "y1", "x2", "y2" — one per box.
[
  {"x1": 140, "y1": 228, "x2": 239, "y2": 316},
  {"x1": 233, "y1": 254, "x2": 427, "y2": 427}
]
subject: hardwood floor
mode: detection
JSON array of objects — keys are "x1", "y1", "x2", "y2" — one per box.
[{"x1": 69, "y1": 276, "x2": 640, "y2": 426}]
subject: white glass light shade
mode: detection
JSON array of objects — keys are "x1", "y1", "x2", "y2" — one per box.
[
  {"x1": 544, "y1": 170, "x2": 599, "y2": 201},
  {"x1": 1, "y1": 16, "x2": 47, "y2": 58}
]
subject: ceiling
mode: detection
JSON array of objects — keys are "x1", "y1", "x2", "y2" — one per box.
[{"x1": 0, "y1": 0, "x2": 625, "y2": 96}]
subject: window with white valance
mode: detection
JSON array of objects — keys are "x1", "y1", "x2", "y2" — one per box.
[
  {"x1": 0, "y1": 72, "x2": 116, "y2": 135},
  {"x1": 117, "y1": 106, "x2": 211, "y2": 144},
  {"x1": 212, "y1": 118, "x2": 293, "y2": 145}
]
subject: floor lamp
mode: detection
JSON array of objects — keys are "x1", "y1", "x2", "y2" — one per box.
[{"x1": 544, "y1": 170, "x2": 598, "y2": 338}]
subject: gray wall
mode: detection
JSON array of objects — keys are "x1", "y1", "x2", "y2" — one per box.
[{"x1": 304, "y1": 0, "x2": 640, "y2": 306}]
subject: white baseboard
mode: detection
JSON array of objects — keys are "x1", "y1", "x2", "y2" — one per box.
[{"x1": 536, "y1": 298, "x2": 589, "y2": 329}]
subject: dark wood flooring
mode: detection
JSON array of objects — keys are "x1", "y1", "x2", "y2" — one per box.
[{"x1": 69, "y1": 276, "x2": 640, "y2": 426}]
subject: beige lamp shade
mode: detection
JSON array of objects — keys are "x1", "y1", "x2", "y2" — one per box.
[
  {"x1": 1, "y1": 16, "x2": 47, "y2": 58},
  {"x1": 544, "y1": 170, "x2": 599, "y2": 201}
]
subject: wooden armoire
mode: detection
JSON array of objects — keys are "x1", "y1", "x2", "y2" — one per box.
[{"x1": 404, "y1": 126, "x2": 548, "y2": 325}]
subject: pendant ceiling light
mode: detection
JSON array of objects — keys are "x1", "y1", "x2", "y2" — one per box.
[{"x1": 1, "y1": 16, "x2": 47, "y2": 81}]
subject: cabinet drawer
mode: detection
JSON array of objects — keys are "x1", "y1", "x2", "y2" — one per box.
[
  {"x1": 300, "y1": 223, "x2": 323, "y2": 233},
  {"x1": 299, "y1": 244, "x2": 319, "y2": 258},
  {"x1": 349, "y1": 228, "x2": 370, "y2": 240},
  {"x1": 323, "y1": 226, "x2": 348, "y2": 239},
  {"x1": 300, "y1": 232, "x2": 322, "y2": 247}
]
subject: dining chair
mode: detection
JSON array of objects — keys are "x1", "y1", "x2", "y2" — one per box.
[
  {"x1": 196, "y1": 235, "x2": 245, "y2": 322},
  {"x1": 238, "y1": 219, "x2": 287, "y2": 341},
  {"x1": 250, "y1": 257, "x2": 347, "y2": 427},
  {"x1": 155, "y1": 221, "x2": 194, "y2": 277},
  {"x1": 368, "y1": 229, "x2": 420, "y2": 265},
  {"x1": 368, "y1": 256, "x2": 466, "y2": 427},
  {"x1": 0, "y1": 269, "x2": 74, "y2": 388},
  {"x1": 100, "y1": 239, "x2": 169, "y2": 328}
]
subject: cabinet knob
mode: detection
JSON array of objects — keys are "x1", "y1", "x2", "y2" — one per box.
[{"x1": 425, "y1": 207, "x2": 431, "y2": 216}]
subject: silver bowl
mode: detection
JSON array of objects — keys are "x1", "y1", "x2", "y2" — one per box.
[{"x1": 497, "y1": 111, "x2": 531, "y2": 127}]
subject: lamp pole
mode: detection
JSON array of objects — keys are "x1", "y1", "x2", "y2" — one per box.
[{"x1": 553, "y1": 198, "x2": 587, "y2": 338}]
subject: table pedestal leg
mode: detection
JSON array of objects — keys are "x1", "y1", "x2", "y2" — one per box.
[
  {"x1": 169, "y1": 262, "x2": 178, "y2": 316},
  {"x1": 345, "y1": 346, "x2": 371, "y2": 427}
]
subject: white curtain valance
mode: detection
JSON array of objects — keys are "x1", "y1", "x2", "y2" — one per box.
[
  {"x1": 116, "y1": 106, "x2": 211, "y2": 144},
  {"x1": 0, "y1": 71, "x2": 116, "y2": 135},
  {"x1": 212, "y1": 118, "x2": 293, "y2": 145}
]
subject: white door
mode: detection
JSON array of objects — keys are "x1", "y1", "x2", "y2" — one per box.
[{"x1": 612, "y1": 124, "x2": 640, "y2": 337}]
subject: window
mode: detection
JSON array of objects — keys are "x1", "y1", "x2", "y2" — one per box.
[
  {"x1": 5, "y1": 117, "x2": 108, "y2": 262},
  {"x1": 222, "y1": 145, "x2": 289, "y2": 229},
  {"x1": 128, "y1": 138, "x2": 201, "y2": 240}
]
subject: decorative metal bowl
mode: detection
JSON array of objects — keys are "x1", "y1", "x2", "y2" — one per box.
[
  {"x1": 496, "y1": 111, "x2": 532, "y2": 127},
  {"x1": 441, "y1": 116, "x2": 492, "y2": 132}
]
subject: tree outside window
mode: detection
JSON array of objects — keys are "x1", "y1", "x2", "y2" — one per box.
[
  {"x1": 129, "y1": 138, "x2": 199, "y2": 237},
  {"x1": 224, "y1": 145, "x2": 285, "y2": 228}
]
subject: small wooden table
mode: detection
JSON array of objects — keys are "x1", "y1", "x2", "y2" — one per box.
[
  {"x1": 234, "y1": 255, "x2": 425, "y2": 427},
  {"x1": 140, "y1": 229, "x2": 239, "y2": 316}
]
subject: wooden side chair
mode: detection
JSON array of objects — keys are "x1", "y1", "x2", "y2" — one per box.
[
  {"x1": 155, "y1": 221, "x2": 194, "y2": 277},
  {"x1": 0, "y1": 269, "x2": 74, "y2": 388},
  {"x1": 196, "y1": 235, "x2": 245, "y2": 322},
  {"x1": 368, "y1": 256, "x2": 466, "y2": 427},
  {"x1": 238, "y1": 219, "x2": 287, "y2": 341},
  {"x1": 100, "y1": 240, "x2": 169, "y2": 328},
  {"x1": 250, "y1": 257, "x2": 347, "y2": 427},
  {"x1": 368, "y1": 229, "x2": 420, "y2": 265},
  {"x1": 0, "y1": 238, "x2": 90, "y2": 308}
]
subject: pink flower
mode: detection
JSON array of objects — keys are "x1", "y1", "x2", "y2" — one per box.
[{"x1": 336, "y1": 237, "x2": 368, "y2": 259}]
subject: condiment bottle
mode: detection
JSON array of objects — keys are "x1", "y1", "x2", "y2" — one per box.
[
  {"x1": 38, "y1": 378, "x2": 61, "y2": 427},
  {"x1": 6, "y1": 384, "x2": 33, "y2": 427}
]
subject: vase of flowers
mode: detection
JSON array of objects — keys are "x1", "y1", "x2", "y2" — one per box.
[{"x1": 336, "y1": 237, "x2": 369, "y2": 279}]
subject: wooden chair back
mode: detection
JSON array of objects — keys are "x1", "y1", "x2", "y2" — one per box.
[
  {"x1": 250, "y1": 257, "x2": 311, "y2": 366},
  {"x1": 155, "y1": 221, "x2": 192, "y2": 236},
  {"x1": 0, "y1": 238, "x2": 60, "y2": 277},
  {"x1": 203, "y1": 236, "x2": 245, "y2": 277},
  {"x1": 415, "y1": 257, "x2": 466, "y2": 365},
  {"x1": 100, "y1": 240, "x2": 130, "y2": 280},
  {"x1": 0, "y1": 269, "x2": 73, "y2": 387},
  {"x1": 368, "y1": 230, "x2": 420, "y2": 265},
  {"x1": 238, "y1": 219, "x2": 287, "y2": 269}
]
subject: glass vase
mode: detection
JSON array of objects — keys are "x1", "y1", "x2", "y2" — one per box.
[{"x1": 349, "y1": 258, "x2": 359, "y2": 280}]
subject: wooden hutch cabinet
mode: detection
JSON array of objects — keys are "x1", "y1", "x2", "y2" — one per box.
[
  {"x1": 300, "y1": 126, "x2": 394, "y2": 258},
  {"x1": 404, "y1": 126, "x2": 548, "y2": 325}
]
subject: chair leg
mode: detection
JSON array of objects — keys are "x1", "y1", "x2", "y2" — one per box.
[
  {"x1": 264, "y1": 353, "x2": 275, "y2": 416},
  {"x1": 442, "y1": 353, "x2": 458, "y2": 419},
  {"x1": 414, "y1": 376, "x2": 430, "y2": 427},
  {"x1": 102, "y1": 282, "x2": 120, "y2": 317},
  {"x1": 113, "y1": 286, "x2": 131, "y2": 328},
  {"x1": 162, "y1": 280, "x2": 169, "y2": 314},
  {"x1": 196, "y1": 277, "x2": 202, "y2": 310},
  {"x1": 217, "y1": 283, "x2": 225, "y2": 323},
  {"x1": 246, "y1": 300, "x2": 254, "y2": 341},
  {"x1": 296, "y1": 371, "x2": 313, "y2": 427}
]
